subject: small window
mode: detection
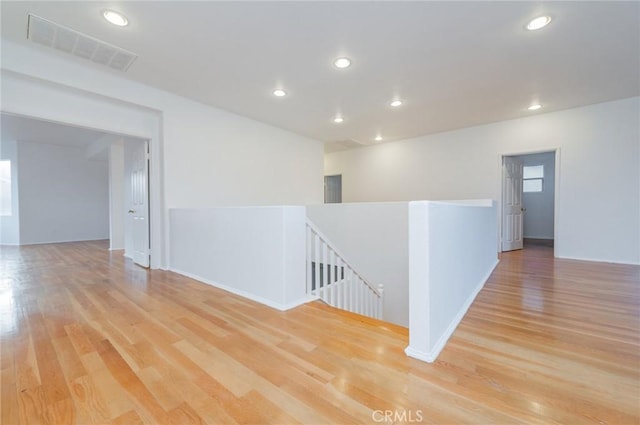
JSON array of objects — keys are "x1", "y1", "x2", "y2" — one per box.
[
  {"x1": 523, "y1": 165, "x2": 544, "y2": 193},
  {"x1": 0, "y1": 160, "x2": 11, "y2": 216}
]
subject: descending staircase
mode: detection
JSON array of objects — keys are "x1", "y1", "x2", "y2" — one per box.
[{"x1": 306, "y1": 219, "x2": 384, "y2": 320}]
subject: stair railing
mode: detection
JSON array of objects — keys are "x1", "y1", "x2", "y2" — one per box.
[{"x1": 306, "y1": 219, "x2": 383, "y2": 320}]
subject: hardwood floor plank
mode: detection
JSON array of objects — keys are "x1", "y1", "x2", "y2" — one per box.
[
  {"x1": 17, "y1": 385, "x2": 47, "y2": 425},
  {"x1": 68, "y1": 374, "x2": 111, "y2": 424},
  {"x1": 111, "y1": 409, "x2": 144, "y2": 425},
  {"x1": 96, "y1": 339, "x2": 171, "y2": 423},
  {"x1": 0, "y1": 241, "x2": 638, "y2": 424},
  {"x1": 167, "y1": 401, "x2": 206, "y2": 425}
]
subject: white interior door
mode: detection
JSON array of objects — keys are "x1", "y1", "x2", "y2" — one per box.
[
  {"x1": 129, "y1": 140, "x2": 150, "y2": 267},
  {"x1": 502, "y1": 156, "x2": 524, "y2": 251}
]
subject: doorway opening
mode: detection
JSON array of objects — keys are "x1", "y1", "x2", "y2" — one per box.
[
  {"x1": 324, "y1": 174, "x2": 342, "y2": 203},
  {"x1": 1, "y1": 112, "x2": 151, "y2": 268},
  {"x1": 501, "y1": 150, "x2": 557, "y2": 254}
]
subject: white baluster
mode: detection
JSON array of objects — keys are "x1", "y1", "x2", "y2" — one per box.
[
  {"x1": 349, "y1": 268, "x2": 358, "y2": 313},
  {"x1": 347, "y1": 268, "x2": 354, "y2": 312},
  {"x1": 374, "y1": 295, "x2": 378, "y2": 319},
  {"x1": 341, "y1": 262, "x2": 347, "y2": 311},
  {"x1": 358, "y1": 277, "x2": 363, "y2": 315},
  {"x1": 322, "y1": 241, "x2": 329, "y2": 301},
  {"x1": 329, "y1": 249, "x2": 335, "y2": 305},
  {"x1": 306, "y1": 226, "x2": 312, "y2": 295},
  {"x1": 329, "y1": 280, "x2": 334, "y2": 307},
  {"x1": 363, "y1": 280, "x2": 368, "y2": 316},
  {"x1": 366, "y1": 284, "x2": 371, "y2": 317},
  {"x1": 378, "y1": 284, "x2": 384, "y2": 320},
  {"x1": 314, "y1": 234, "x2": 320, "y2": 296},
  {"x1": 336, "y1": 257, "x2": 342, "y2": 309}
]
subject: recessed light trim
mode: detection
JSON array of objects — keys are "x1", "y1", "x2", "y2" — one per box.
[
  {"x1": 333, "y1": 116, "x2": 344, "y2": 124},
  {"x1": 390, "y1": 100, "x2": 403, "y2": 107},
  {"x1": 333, "y1": 57, "x2": 351, "y2": 69},
  {"x1": 272, "y1": 89, "x2": 287, "y2": 97},
  {"x1": 102, "y1": 9, "x2": 129, "y2": 27},
  {"x1": 528, "y1": 103, "x2": 542, "y2": 111},
  {"x1": 526, "y1": 16, "x2": 551, "y2": 31}
]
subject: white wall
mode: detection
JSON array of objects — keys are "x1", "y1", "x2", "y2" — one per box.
[
  {"x1": 169, "y1": 207, "x2": 307, "y2": 310},
  {"x1": 109, "y1": 140, "x2": 125, "y2": 250},
  {"x1": 513, "y1": 152, "x2": 555, "y2": 240},
  {"x1": 406, "y1": 200, "x2": 498, "y2": 363},
  {"x1": 0, "y1": 139, "x2": 20, "y2": 245},
  {"x1": 306, "y1": 203, "x2": 409, "y2": 326},
  {"x1": 326, "y1": 97, "x2": 640, "y2": 265},
  {"x1": 1, "y1": 40, "x2": 324, "y2": 268},
  {"x1": 16, "y1": 141, "x2": 109, "y2": 244}
]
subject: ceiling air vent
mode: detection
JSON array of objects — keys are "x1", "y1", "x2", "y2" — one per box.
[{"x1": 27, "y1": 14, "x2": 137, "y2": 72}]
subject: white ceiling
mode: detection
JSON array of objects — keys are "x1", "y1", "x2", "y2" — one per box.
[{"x1": 1, "y1": 2, "x2": 639, "y2": 152}]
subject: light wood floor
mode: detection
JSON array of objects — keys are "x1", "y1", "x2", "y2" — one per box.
[{"x1": 1, "y1": 241, "x2": 638, "y2": 424}]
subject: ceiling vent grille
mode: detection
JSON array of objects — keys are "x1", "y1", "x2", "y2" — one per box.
[{"x1": 27, "y1": 14, "x2": 137, "y2": 72}]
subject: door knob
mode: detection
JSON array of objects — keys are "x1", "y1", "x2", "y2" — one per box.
[
  {"x1": 521, "y1": 207, "x2": 526, "y2": 212},
  {"x1": 128, "y1": 210, "x2": 135, "y2": 214}
]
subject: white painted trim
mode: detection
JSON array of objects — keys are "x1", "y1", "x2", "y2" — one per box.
[
  {"x1": 553, "y1": 148, "x2": 562, "y2": 257},
  {"x1": 1, "y1": 70, "x2": 166, "y2": 270},
  {"x1": 13, "y1": 237, "x2": 109, "y2": 246},
  {"x1": 170, "y1": 268, "x2": 315, "y2": 311},
  {"x1": 404, "y1": 346, "x2": 436, "y2": 363},
  {"x1": 555, "y1": 255, "x2": 640, "y2": 266},
  {"x1": 405, "y1": 259, "x2": 499, "y2": 363},
  {"x1": 499, "y1": 147, "x2": 560, "y2": 256}
]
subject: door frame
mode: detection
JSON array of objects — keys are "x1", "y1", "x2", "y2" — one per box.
[
  {"x1": 498, "y1": 148, "x2": 560, "y2": 256},
  {"x1": 1, "y1": 70, "x2": 165, "y2": 268}
]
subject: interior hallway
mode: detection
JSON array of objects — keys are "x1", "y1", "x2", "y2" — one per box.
[{"x1": 0, "y1": 241, "x2": 638, "y2": 424}]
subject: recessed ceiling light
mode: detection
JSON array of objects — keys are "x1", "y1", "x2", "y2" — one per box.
[
  {"x1": 390, "y1": 100, "x2": 403, "y2": 107},
  {"x1": 375, "y1": 135, "x2": 383, "y2": 141},
  {"x1": 333, "y1": 57, "x2": 351, "y2": 69},
  {"x1": 272, "y1": 89, "x2": 287, "y2": 97},
  {"x1": 102, "y1": 9, "x2": 129, "y2": 27},
  {"x1": 528, "y1": 104, "x2": 542, "y2": 111},
  {"x1": 526, "y1": 16, "x2": 551, "y2": 31},
  {"x1": 333, "y1": 116, "x2": 344, "y2": 124}
]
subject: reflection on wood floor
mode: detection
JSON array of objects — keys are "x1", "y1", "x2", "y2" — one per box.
[{"x1": 1, "y1": 241, "x2": 638, "y2": 424}]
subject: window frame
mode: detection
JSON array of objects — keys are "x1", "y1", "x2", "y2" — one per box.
[{"x1": 523, "y1": 165, "x2": 544, "y2": 193}]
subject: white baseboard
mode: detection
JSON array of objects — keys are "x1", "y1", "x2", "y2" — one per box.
[
  {"x1": 405, "y1": 346, "x2": 437, "y2": 363},
  {"x1": 169, "y1": 268, "x2": 314, "y2": 311},
  {"x1": 405, "y1": 259, "x2": 499, "y2": 363},
  {"x1": 13, "y1": 237, "x2": 109, "y2": 246},
  {"x1": 555, "y1": 254, "x2": 639, "y2": 266}
]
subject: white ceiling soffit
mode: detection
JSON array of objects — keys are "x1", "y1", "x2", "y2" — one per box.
[
  {"x1": 1, "y1": 2, "x2": 638, "y2": 147},
  {"x1": 1, "y1": 113, "x2": 110, "y2": 148},
  {"x1": 27, "y1": 14, "x2": 137, "y2": 72}
]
